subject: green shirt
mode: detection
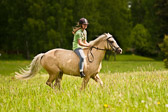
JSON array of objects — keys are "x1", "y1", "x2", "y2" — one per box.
[{"x1": 72, "y1": 29, "x2": 87, "y2": 50}]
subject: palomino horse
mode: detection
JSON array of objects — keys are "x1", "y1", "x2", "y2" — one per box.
[{"x1": 15, "y1": 33, "x2": 122, "y2": 90}]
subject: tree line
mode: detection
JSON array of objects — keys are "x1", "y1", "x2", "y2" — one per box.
[{"x1": 0, "y1": 0, "x2": 167, "y2": 59}]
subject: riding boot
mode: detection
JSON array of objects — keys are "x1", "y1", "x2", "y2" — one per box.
[{"x1": 80, "y1": 72, "x2": 85, "y2": 78}]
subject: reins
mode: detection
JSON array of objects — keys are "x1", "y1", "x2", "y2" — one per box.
[
  {"x1": 87, "y1": 46, "x2": 106, "y2": 63},
  {"x1": 87, "y1": 37, "x2": 120, "y2": 63}
]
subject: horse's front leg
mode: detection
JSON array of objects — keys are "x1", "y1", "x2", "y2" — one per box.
[
  {"x1": 80, "y1": 76, "x2": 90, "y2": 90},
  {"x1": 92, "y1": 74, "x2": 103, "y2": 87}
]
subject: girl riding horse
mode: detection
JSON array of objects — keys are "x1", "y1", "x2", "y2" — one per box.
[{"x1": 72, "y1": 18, "x2": 90, "y2": 78}]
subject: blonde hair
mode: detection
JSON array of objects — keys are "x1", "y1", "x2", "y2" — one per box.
[{"x1": 72, "y1": 22, "x2": 81, "y2": 34}]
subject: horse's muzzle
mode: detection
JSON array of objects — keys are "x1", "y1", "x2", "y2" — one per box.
[{"x1": 116, "y1": 48, "x2": 122, "y2": 54}]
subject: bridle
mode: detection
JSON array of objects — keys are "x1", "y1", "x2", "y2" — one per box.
[{"x1": 87, "y1": 36, "x2": 120, "y2": 63}]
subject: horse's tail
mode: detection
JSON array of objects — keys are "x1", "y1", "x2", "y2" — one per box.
[{"x1": 15, "y1": 53, "x2": 44, "y2": 80}]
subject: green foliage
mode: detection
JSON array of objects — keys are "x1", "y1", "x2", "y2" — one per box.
[
  {"x1": 0, "y1": 0, "x2": 131, "y2": 58},
  {"x1": 130, "y1": 24, "x2": 152, "y2": 55},
  {"x1": 47, "y1": 29, "x2": 61, "y2": 49},
  {"x1": 155, "y1": 0, "x2": 168, "y2": 35},
  {"x1": 0, "y1": 0, "x2": 167, "y2": 59},
  {"x1": 159, "y1": 35, "x2": 168, "y2": 68},
  {"x1": 131, "y1": 0, "x2": 162, "y2": 56}
]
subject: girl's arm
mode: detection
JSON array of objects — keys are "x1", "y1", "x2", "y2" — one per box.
[
  {"x1": 78, "y1": 39, "x2": 90, "y2": 47},
  {"x1": 83, "y1": 40, "x2": 89, "y2": 44}
]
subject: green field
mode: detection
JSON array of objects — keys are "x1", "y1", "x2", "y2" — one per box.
[{"x1": 0, "y1": 55, "x2": 168, "y2": 111}]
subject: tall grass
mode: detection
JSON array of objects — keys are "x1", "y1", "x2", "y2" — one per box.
[
  {"x1": 0, "y1": 71, "x2": 168, "y2": 112},
  {"x1": 0, "y1": 55, "x2": 168, "y2": 111}
]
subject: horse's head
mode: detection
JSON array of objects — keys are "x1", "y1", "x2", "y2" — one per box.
[
  {"x1": 88, "y1": 33, "x2": 122, "y2": 63},
  {"x1": 89, "y1": 33, "x2": 122, "y2": 54},
  {"x1": 104, "y1": 33, "x2": 122, "y2": 54}
]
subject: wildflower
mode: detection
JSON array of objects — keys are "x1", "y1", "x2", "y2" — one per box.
[
  {"x1": 104, "y1": 104, "x2": 108, "y2": 108},
  {"x1": 141, "y1": 100, "x2": 145, "y2": 103},
  {"x1": 157, "y1": 102, "x2": 160, "y2": 105},
  {"x1": 165, "y1": 104, "x2": 168, "y2": 108}
]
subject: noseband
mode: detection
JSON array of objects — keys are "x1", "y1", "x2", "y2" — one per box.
[
  {"x1": 88, "y1": 37, "x2": 120, "y2": 63},
  {"x1": 106, "y1": 37, "x2": 120, "y2": 52}
]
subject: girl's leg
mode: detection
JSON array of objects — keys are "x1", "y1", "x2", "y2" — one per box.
[{"x1": 74, "y1": 48, "x2": 85, "y2": 77}]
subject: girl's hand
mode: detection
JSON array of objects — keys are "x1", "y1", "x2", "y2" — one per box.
[{"x1": 86, "y1": 43, "x2": 90, "y2": 47}]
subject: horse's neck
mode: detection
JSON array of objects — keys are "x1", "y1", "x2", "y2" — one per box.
[
  {"x1": 89, "y1": 42, "x2": 106, "y2": 64},
  {"x1": 94, "y1": 49, "x2": 106, "y2": 62}
]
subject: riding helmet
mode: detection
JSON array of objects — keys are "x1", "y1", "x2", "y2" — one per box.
[{"x1": 79, "y1": 18, "x2": 89, "y2": 25}]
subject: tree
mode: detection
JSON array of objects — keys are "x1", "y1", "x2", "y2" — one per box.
[
  {"x1": 159, "y1": 35, "x2": 168, "y2": 68},
  {"x1": 155, "y1": 0, "x2": 168, "y2": 35},
  {"x1": 1, "y1": 0, "x2": 156, "y2": 59},
  {"x1": 130, "y1": 24, "x2": 152, "y2": 55},
  {"x1": 131, "y1": 0, "x2": 161, "y2": 56}
]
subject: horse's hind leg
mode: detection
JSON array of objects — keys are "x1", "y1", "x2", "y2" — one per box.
[
  {"x1": 54, "y1": 72, "x2": 63, "y2": 90},
  {"x1": 91, "y1": 74, "x2": 103, "y2": 87},
  {"x1": 46, "y1": 73, "x2": 57, "y2": 89},
  {"x1": 45, "y1": 66, "x2": 61, "y2": 89}
]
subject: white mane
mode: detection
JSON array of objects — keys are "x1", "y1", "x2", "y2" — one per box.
[
  {"x1": 89, "y1": 33, "x2": 112, "y2": 46},
  {"x1": 89, "y1": 34, "x2": 106, "y2": 46}
]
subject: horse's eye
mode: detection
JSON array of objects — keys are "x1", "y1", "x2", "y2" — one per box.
[{"x1": 111, "y1": 41, "x2": 114, "y2": 43}]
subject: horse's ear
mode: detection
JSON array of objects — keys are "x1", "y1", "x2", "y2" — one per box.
[
  {"x1": 103, "y1": 33, "x2": 107, "y2": 35},
  {"x1": 106, "y1": 33, "x2": 112, "y2": 38}
]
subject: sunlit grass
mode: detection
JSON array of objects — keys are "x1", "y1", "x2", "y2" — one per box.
[
  {"x1": 0, "y1": 55, "x2": 168, "y2": 111},
  {"x1": 101, "y1": 61, "x2": 166, "y2": 73},
  {"x1": 0, "y1": 71, "x2": 168, "y2": 111},
  {"x1": 0, "y1": 55, "x2": 166, "y2": 76},
  {"x1": 0, "y1": 60, "x2": 30, "y2": 76},
  {"x1": 114, "y1": 54, "x2": 155, "y2": 61}
]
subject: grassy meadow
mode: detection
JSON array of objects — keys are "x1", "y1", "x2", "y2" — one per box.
[{"x1": 0, "y1": 55, "x2": 168, "y2": 112}]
